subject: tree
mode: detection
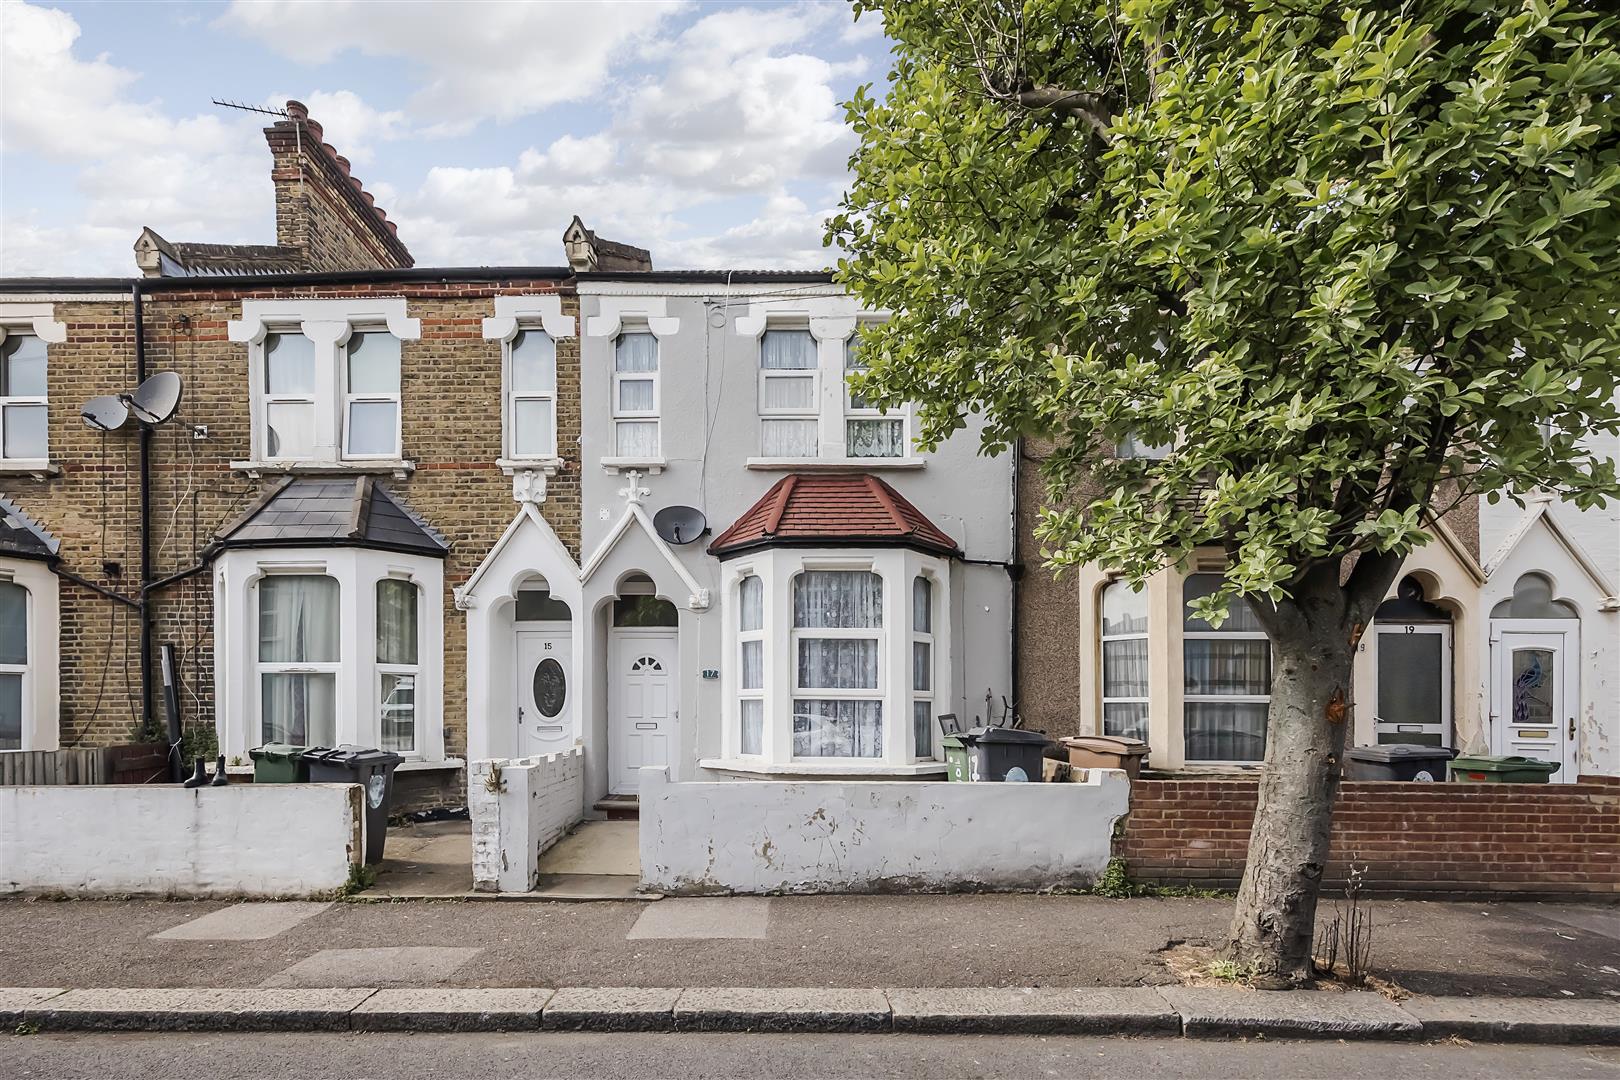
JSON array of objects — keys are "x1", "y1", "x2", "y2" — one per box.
[{"x1": 831, "y1": 0, "x2": 1620, "y2": 984}]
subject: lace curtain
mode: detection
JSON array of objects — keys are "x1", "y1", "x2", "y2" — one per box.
[
  {"x1": 794, "y1": 571, "x2": 881, "y2": 628},
  {"x1": 794, "y1": 699, "x2": 882, "y2": 758},
  {"x1": 761, "y1": 329, "x2": 816, "y2": 369},
  {"x1": 615, "y1": 332, "x2": 658, "y2": 373}
]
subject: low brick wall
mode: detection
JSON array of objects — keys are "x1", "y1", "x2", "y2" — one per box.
[{"x1": 1118, "y1": 777, "x2": 1620, "y2": 898}]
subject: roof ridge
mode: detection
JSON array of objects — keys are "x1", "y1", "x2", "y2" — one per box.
[
  {"x1": 864, "y1": 474, "x2": 912, "y2": 535},
  {"x1": 763, "y1": 475, "x2": 798, "y2": 536}
]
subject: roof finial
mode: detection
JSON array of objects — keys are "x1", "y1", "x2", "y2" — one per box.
[{"x1": 619, "y1": 470, "x2": 650, "y2": 506}]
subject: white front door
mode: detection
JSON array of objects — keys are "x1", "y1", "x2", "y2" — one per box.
[
  {"x1": 1491, "y1": 622, "x2": 1578, "y2": 782},
  {"x1": 517, "y1": 629, "x2": 572, "y2": 757},
  {"x1": 609, "y1": 631, "x2": 677, "y2": 794}
]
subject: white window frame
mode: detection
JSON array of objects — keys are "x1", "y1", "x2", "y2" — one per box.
[
  {"x1": 737, "y1": 573, "x2": 765, "y2": 757},
  {"x1": 214, "y1": 547, "x2": 446, "y2": 762},
  {"x1": 790, "y1": 568, "x2": 886, "y2": 761},
  {"x1": 759, "y1": 325, "x2": 822, "y2": 459},
  {"x1": 843, "y1": 331, "x2": 907, "y2": 460},
  {"x1": 253, "y1": 571, "x2": 343, "y2": 749},
  {"x1": 0, "y1": 579, "x2": 28, "y2": 752},
  {"x1": 230, "y1": 299, "x2": 421, "y2": 473},
  {"x1": 260, "y1": 328, "x2": 319, "y2": 464},
  {"x1": 612, "y1": 329, "x2": 660, "y2": 460},
  {"x1": 911, "y1": 573, "x2": 937, "y2": 759},
  {"x1": 1099, "y1": 579, "x2": 1150, "y2": 740},
  {"x1": 1182, "y1": 573, "x2": 1271, "y2": 765},
  {"x1": 0, "y1": 556, "x2": 59, "y2": 753},
  {"x1": 505, "y1": 328, "x2": 559, "y2": 461},
  {"x1": 0, "y1": 307, "x2": 65, "y2": 473},
  {"x1": 375, "y1": 575, "x2": 422, "y2": 756},
  {"x1": 340, "y1": 329, "x2": 403, "y2": 461},
  {"x1": 482, "y1": 295, "x2": 577, "y2": 473}
]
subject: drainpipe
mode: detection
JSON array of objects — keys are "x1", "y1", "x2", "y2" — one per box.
[{"x1": 133, "y1": 280, "x2": 156, "y2": 746}]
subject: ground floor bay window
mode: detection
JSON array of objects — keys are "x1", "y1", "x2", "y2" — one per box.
[
  {"x1": 0, "y1": 550, "x2": 60, "y2": 753},
  {"x1": 215, "y1": 547, "x2": 445, "y2": 760},
  {"x1": 713, "y1": 547, "x2": 953, "y2": 774}
]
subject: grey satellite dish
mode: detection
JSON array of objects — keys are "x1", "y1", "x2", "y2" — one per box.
[
  {"x1": 81, "y1": 395, "x2": 130, "y2": 431},
  {"x1": 125, "y1": 371, "x2": 183, "y2": 425},
  {"x1": 653, "y1": 505, "x2": 707, "y2": 545}
]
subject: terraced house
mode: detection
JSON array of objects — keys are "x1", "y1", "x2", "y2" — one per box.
[{"x1": 0, "y1": 102, "x2": 1015, "y2": 811}]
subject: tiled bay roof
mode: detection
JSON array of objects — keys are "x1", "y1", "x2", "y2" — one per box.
[
  {"x1": 0, "y1": 497, "x2": 59, "y2": 562},
  {"x1": 708, "y1": 474, "x2": 959, "y2": 558},
  {"x1": 212, "y1": 476, "x2": 447, "y2": 557}
]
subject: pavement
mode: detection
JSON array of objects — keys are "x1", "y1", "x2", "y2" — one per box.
[
  {"x1": 1, "y1": 894, "x2": 1615, "y2": 998},
  {"x1": 8, "y1": 1033, "x2": 1620, "y2": 1080}
]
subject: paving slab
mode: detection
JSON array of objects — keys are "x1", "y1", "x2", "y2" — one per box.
[
  {"x1": 628, "y1": 897, "x2": 770, "y2": 940},
  {"x1": 0, "y1": 988, "x2": 65, "y2": 1024},
  {"x1": 1402, "y1": 994, "x2": 1620, "y2": 1045},
  {"x1": 536, "y1": 820, "x2": 640, "y2": 876},
  {"x1": 544, "y1": 987, "x2": 683, "y2": 1031},
  {"x1": 887, "y1": 987, "x2": 1180, "y2": 1035},
  {"x1": 349, "y1": 988, "x2": 554, "y2": 1032},
  {"x1": 27, "y1": 988, "x2": 375, "y2": 1032},
  {"x1": 261, "y1": 946, "x2": 482, "y2": 988},
  {"x1": 674, "y1": 988, "x2": 890, "y2": 1033},
  {"x1": 1159, "y1": 987, "x2": 1421, "y2": 1040},
  {"x1": 531, "y1": 874, "x2": 647, "y2": 901},
  {"x1": 150, "y1": 902, "x2": 333, "y2": 942}
]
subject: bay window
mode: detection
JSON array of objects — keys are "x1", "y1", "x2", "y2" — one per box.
[
  {"x1": 738, "y1": 574, "x2": 764, "y2": 755},
  {"x1": 1182, "y1": 573, "x2": 1271, "y2": 762},
  {"x1": 0, "y1": 580, "x2": 26, "y2": 751},
  {"x1": 257, "y1": 574, "x2": 340, "y2": 747},
  {"x1": 1100, "y1": 580, "x2": 1149, "y2": 740},
  {"x1": 760, "y1": 329, "x2": 819, "y2": 457},
  {"x1": 792, "y1": 570, "x2": 884, "y2": 758},
  {"x1": 613, "y1": 331, "x2": 660, "y2": 459},
  {"x1": 0, "y1": 334, "x2": 48, "y2": 463}
]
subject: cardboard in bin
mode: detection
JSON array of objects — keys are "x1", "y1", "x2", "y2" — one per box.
[{"x1": 1061, "y1": 735, "x2": 1149, "y2": 777}]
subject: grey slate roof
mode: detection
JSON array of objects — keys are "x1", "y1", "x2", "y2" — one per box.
[
  {"x1": 0, "y1": 497, "x2": 59, "y2": 562},
  {"x1": 212, "y1": 477, "x2": 448, "y2": 557}
]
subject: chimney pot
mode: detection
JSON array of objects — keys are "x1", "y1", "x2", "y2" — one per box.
[
  {"x1": 334, "y1": 154, "x2": 352, "y2": 175},
  {"x1": 284, "y1": 100, "x2": 309, "y2": 121}
]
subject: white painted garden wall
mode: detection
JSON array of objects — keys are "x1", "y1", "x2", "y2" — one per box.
[
  {"x1": 0, "y1": 784, "x2": 362, "y2": 897},
  {"x1": 638, "y1": 767, "x2": 1131, "y2": 894},
  {"x1": 470, "y1": 748, "x2": 584, "y2": 892}
]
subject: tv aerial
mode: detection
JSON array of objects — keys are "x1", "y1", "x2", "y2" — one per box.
[
  {"x1": 81, "y1": 371, "x2": 185, "y2": 430},
  {"x1": 653, "y1": 505, "x2": 707, "y2": 545}
]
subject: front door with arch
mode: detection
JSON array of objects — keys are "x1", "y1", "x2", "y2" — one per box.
[
  {"x1": 517, "y1": 629, "x2": 572, "y2": 756},
  {"x1": 1491, "y1": 623, "x2": 1579, "y2": 782},
  {"x1": 609, "y1": 630, "x2": 678, "y2": 793}
]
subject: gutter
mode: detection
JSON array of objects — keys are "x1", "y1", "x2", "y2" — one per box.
[{"x1": 0, "y1": 266, "x2": 573, "y2": 293}]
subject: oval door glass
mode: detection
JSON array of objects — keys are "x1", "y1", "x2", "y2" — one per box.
[{"x1": 535, "y1": 657, "x2": 566, "y2": 718}]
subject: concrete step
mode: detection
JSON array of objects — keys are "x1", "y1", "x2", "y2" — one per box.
[{"x1": 594, "y1": 796, "x2": 639, "y2": 820}]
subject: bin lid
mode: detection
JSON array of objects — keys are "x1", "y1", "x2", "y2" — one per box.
[
  {"x1": 964, "y1": 726, "x2": 1052, "y2": 745},
  {"x1": 1450, "y1": 754, "x2": 1560, "y2": 773},
  {"x1": 1347, "y1": 744, "x2": 1457, "y2": 763},
  {"x1": 249, "y1": 743, "x2": 307, "y2": 760},
  {"x1": 1062, "y1": 736, "x2": 1150, "y2": 756},
  {"x1": 304, "y1": 745, "x2": 404, "y2": 767}
]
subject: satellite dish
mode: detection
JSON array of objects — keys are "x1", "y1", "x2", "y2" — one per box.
[
  {"x1": 125, "y1": 371, "x2": 183, "y2": 425},
  {"x1": 653, "y1": 505, "x2": 707, "y2": 545},
  {"x1": 82, "y1": 395, "x2": 130, "y2": 432}
]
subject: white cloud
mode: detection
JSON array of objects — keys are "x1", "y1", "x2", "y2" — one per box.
[
  {"x1": 274, "y1": 89, "x2": 409, "y2": 166},
  {"x1": 218, "y1": 0, "x2": 688, "y2": 134},
  {"x1": 0, "y1": 1, "x2": 268, "y2": 274}
]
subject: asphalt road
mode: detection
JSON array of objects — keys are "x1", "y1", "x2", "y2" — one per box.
[{"x1": 6, "y1": 1033, "x2": 1620, "y2": 1079}]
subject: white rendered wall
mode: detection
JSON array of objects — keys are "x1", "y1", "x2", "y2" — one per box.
[
  {"x1": 638, "y1": 766, "x2": 1130, "y2": 894},
  {"x1": 469, "y1": 748, "x2": 585, "y2": 892},
  {"x1": 0, "y1": 784, "x2": 362, "y2": 897}
]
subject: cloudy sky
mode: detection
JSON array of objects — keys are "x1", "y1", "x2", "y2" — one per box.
[{"x1": 0, "y1": 0, "x2": 885, "y2": 275}]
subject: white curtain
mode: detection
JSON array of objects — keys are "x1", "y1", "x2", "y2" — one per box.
[
  {"x1": 761, "y1": 376, "x2": 816, "y2": 410},
  {"x1": 615, "y1": 420, "x2": 658, "y2": 457},
  {"x1": 847, "y1": 419, "x2": 902, "y2": 458},
  {"x1": 761, "y1": 329, "x2": 816, "y2": 369},
  {"x1": 739, "y1": 575, "x2": 763, "y2": 632},
  {"x1": 912, "y1": 641, "x2": 930, "y2": 692},
  {"x1": 618, "y1": 379, "x2": 655, "y2": 411},
  {"x1": 794, "y1": 571, "x2": 882, "y2": 628},
  {"x1": 741, "y1": 640, "x2": 763, "y2": 690},
  {"x1": 797, "y1": 638, "x2": 878, "y2": 690},
  {"x1": 740, "y1": 699, "x2": 763, "y2": 755},
  {"x1": 793, "y1": 699, "x2": 882, "y2": 758},
  {"x1": 1103, "y1": 702, "x2": 1148, "y2": 741},
  {"x1": 259, "y1": 575, "x2": 339, "y2": 747},
  {"x1": 762, "y1": 419, "x2": 818, "y2": 457},
  {"x1": 261, "y1": 673, "x2": 336, "y2": 747},
  {"x1": 913, "y1": 701, "x2": 933, "y2": 757},
  {"x1": 615, "y1": 333, "x2": 658, "y2": 373},
  {"x1": 912, "y1": 576, "x2": 931, "y2": 633},
  {"x1": 1183, "y1": 640, "x2": 1270, "y2": 695},
  {"x1": 1103, "y1": 639, "x2": 1149, "y2": 698},
  {"x1": 376, "y1": 579, "x2": 418, "y2": 665}
]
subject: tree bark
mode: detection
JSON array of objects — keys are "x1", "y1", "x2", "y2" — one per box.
[{"x1": 1225, "y1": 557, "x2": 1401, "y2": 986}]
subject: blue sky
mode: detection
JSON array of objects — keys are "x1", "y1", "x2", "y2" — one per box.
[{"x1": 0, "y1": 0, "x2": 886, "y2": 275}]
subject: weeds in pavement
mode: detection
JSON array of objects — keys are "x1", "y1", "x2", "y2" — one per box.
[{"x1": 1089, "y1": 857, "x2": 1233, "y2": 899}]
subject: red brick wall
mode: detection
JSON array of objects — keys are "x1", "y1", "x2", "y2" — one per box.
[{"x1": 1118, "y1": 777, "x2": 1620, "y2": 898}]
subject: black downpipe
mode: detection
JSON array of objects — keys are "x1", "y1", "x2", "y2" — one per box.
[{"x1": 132, "y1": 282, "x2": 157, "y2": 754}]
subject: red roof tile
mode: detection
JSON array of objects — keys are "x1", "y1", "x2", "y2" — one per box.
[{"x1": 708, "y1": 474, "x2": 960, "y2": 558}]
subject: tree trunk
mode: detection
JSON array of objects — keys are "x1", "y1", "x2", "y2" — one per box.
[{"x1": 1224, "y1": 558, "x2": 1397, "y2": 987}]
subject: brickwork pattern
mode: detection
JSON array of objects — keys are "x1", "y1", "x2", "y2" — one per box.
[
  {"x1": 1117, "y1": 777, "x2": 1620, "y2": 897},
  {"x1": 3, "y1": 281, "x2": 579, "y2": 763}
]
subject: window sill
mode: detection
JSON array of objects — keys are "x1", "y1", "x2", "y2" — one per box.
[
  {"x1": 600, "y1": 457, "x2": 666, "y2": 475},
  {"x1": 497, "y1": 458, "x2": 563, "y2": 477},
  {"x1": 746, "y1": 457, "x2": 925, "y2": 472},
  {"x1": 700, "y1": 757, "x2": 949, "y2": 778},
  {"x1": 231, "y1": 459, "x2": 416, "y2": 479},
  {"x1": 0, "y1": 460, "x2": 61, "y2": 479}
]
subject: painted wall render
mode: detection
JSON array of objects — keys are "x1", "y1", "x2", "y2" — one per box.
[
  {"x1": 638, "y1": 766, "x2": 1131, "y2": 894},
  {"x1": 0, "y1": 784, "x2": 362, "y2": 897},
  {"x1": 470, "y1": 748, "x2": 585, "y2": 892}
]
